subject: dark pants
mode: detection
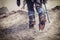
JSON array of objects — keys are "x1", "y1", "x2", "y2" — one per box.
[{"x1": 27, "y1": 0, "x2": 46, "y2": 30}]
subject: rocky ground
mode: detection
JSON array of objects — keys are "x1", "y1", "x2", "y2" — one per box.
[{"x1": 0, "y1": 6, "x2": 60, "y2": 40}]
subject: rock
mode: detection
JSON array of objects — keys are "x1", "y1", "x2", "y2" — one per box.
[
  {"x1": 0, "y1": 7, "x2": 9, "y2": 15},
  {"x1": 52, "y1": 6, "x2": 60, "y2": 11}
]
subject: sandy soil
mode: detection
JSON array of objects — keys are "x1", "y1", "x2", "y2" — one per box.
[{"x1": 0, "y1": 7, "x2": 60, "y2": 40}]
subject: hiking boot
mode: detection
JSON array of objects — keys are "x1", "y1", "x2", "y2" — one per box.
[
  {"x1": 29, "y1": 21, "x2": 35, "y2": 29},
  {"x1": 39, "y1": 24, "x2": 45, "y2": 30}
]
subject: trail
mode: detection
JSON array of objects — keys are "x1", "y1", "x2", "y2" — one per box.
[{"x1": 0, "y1": 8, "x2": 60, "y2": 40}]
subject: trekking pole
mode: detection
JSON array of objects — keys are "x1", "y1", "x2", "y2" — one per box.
[{"x1": 44, "y1": 4, "x2": 50, "y2": 23}]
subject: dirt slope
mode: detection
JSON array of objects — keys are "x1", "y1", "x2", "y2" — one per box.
[{"x1": 0, "y1": 6, "x2": 60, "y2": 40}]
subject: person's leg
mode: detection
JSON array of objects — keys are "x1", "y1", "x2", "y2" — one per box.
[
  {"x1": 28, "y1": 11, "x2": 35, "y2": 29},
  {"x1": 27, "y1": 1, "x2": 35, "y2": 29},
  {"x1": 39, "y1": 13, "x2": 46, "y2": 30},
  {"x1": 35, "y1": 0, "x2": 46, "y2": 30},
  {"x1": 36, "y1": 7, "x2": 46, "y2": 30}
]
